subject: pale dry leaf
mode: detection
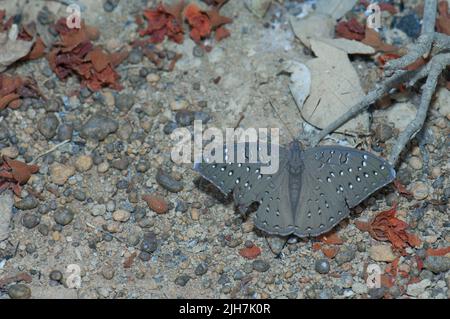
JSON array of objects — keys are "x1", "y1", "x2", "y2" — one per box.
[
  {"x1": 283, "y1": 60, "x2": 311, "y2": 109},
  {"x1": 290, "y1": 13, "x2": 335, "y2": 48},
  {"x1": 316, "y1": 0, "x2": 359, "y2": 20},
  {"x1": 244, "y1": 0, "x2": 272, "y2": 18},
  {"x1": 317, "y1": 37, "x2": 375, "y2": 55},
  {"x1": 0, "y1": 31, "x2": 34, "y2": 72},
  {"x1": 301, "y1": 39, "x2": 369, "y2": 134}
]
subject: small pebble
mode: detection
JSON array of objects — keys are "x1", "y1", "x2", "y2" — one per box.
[
  {"x1": 315, "y1": 259, "x2": 330, "y2": 274},
  {"x1": 22, "y1": 213, "x2": 41, "y2": 229},
  {"x1": 112, "y1": 210, "x2": 131, "y2": 222},
  {"x1": 49, "y1": 270, "x2": 63, "y2": 282},
  {"x1": 195, "y1": 263, "x2": 208, "y2": 276},
  {"x1": 54, "y1": 208, "x2": 75, "y2": 226},
  {"x1": 175, "y1": 274, "x2": 191, "y2": 287},
  {"x1": 156, "y1": 169, "x2": 183, "y2": 193},
  {"x1": 75, "y1": 155, "x2": 93, "y2": 172},
  {"x1": 8, "y1": 284, "x2": 31, "y2": 299},
  {"x1": 38, "y1": 113, "x2": 59, "y2": 140},
  {"x1": 409, "y1": 182, "x2": 429, "y2": 200},
  {"x1": 252, "y1": 260, "x2": 270, "y2": 273}
]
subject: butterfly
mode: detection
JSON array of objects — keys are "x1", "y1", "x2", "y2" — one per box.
[{"x1": 194, "y1": 140, "x2": 396, "y2": 238}]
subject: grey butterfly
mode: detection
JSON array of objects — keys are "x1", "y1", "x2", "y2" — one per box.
[{"x1": 194, "y1": 140, "x2": 396, "y2": 238}]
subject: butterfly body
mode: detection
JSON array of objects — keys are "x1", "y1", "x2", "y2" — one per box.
[{"x1": 194, "y1": 141, "x2": 396, "y2": 238}]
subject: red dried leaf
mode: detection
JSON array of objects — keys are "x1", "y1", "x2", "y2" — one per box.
[
  {"x1": 354, "y1": 219, "x2": 370, "y2": 232},
  {"x1": 24, "y1": 37, "x2": 46, "y2": 60},
  {"x1": 215, "y1": 26, "x2": 230, "y2": 42},
  {"x1": 380, "y1": 274, "x2": 395, "y2": 288},
  {"x1": 364, "y1": 204, "x2": 421, "y2": 255},
  {"x1": 437, "y1": 1, "x2": 450, "y2": 35},
  {"x1": 319, "y1": 232, "x2": 344, "y2": 245},
  {"x1": 0, "y1": 157, "x2": 39, "y2": 197},
  {"x1": 0, "y1": 93, "x2": 20, "y2": 110},
  {"x1": 322, "y1": 246, "x2": 339, "y2": 259},
  {"x1": 426, "y1": 246, "x2": 450, "y2": 257},
  {"x1": 206, "y1": 7, "x2": 232, "y2": 29},
  {"x1": 362, "y1": 28, "x2": 398, "y2": 53},
  {"x1": 185, "y1": 3, "x2": 212, "y2": 43},
  {"x1": 48, "y1": 18, "x2": 125, "y2": 91},
  {"x1": 377, "y1": 53, "x2": 402, "y2": 67},
  {"x1": 140, "y1": 2, "x2": 185, "y2": 44},
  {"x1": 239, "y1": 245, "x2": 261, "y2": 259},
  {"x1": 312, "y1": 242, "x2": 322, "y2": 251},
  {"x1": 335, "y1": 18, "x2": 365, "y2": 41}
]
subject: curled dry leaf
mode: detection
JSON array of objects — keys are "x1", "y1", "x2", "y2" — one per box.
[
  {"x1": 139, "y1": 1, "x2": 185, "y2": 44},
  {"x1": 335, "y1": 18, "x2": 365, "y2": 41},
  {"x1": 48, "y1": 18, "x2": 126, "y2": 91},
  {"x1": 357, "y1": 204, "x2": 421, "y2": 255},
  {"x1": 185, "y1": 3, "x2": 212, "y2": 43},
  {"x1": 0, "y1": 74, "x2": 41, "y2": 110},
  {"x1": 0, "y1": 156, "x2": 39, "y2": 197}
]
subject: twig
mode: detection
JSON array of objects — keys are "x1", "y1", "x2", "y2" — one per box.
[
  {"x1": 31, "y1": 139, "x2": 70, "y2": 164},
  {"x1": 389, "y1": 53, "x2": 450, "y2": 164},
  {"x1": 311, "y1": 0, "x2": 449, "y2": 167}
]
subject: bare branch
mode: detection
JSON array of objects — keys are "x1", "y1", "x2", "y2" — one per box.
[{"x1": 389, "y1": 53, "x2": 450, "y2": 164}]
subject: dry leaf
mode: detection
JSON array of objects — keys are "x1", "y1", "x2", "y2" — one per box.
[
  {"x1": 239, "y1": 245, "x2": 262, "y2": 259},
  {"x1": 362, "y1": 28, "x2": 398, "y2": 53},
  {"x1": 335, "y1": 18, "x2": 365, "y2": 41},
  {"x1": 302, "y1": 39, "x2": 369, "y2": 134},
  {"x1": 437, "y1": 0, "x2": 450, "y2": 35},
  {"x1": 363, "y1": 204, "x2": 421, "y2": 255},
  {"x1": 316, "y1": 0, "x2": 358, "y2": 20},
  {"x1": 0, "y1": 156, "x2": 39, "y2": 197},
  {"x1": 319, "y1": 232, "x2": 344, "y2": 245},
  {"x1": 290, "y1": 13, "x2": 335, "y2": 48},
  {"x1": 0, "y1": 31, "x2": 34, "y2": 72}
]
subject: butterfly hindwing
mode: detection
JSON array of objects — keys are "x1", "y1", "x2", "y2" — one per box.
[{"x1": 293, "y1": 146, "x2": 396, "y2": 237}]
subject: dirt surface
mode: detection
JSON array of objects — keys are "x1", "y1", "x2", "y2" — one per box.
[{"x1": 0, "y1": 0, "x2": 449, "y2": 299}]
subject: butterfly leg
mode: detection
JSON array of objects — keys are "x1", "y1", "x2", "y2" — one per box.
[{"x1": 236, "y1": 204, "x2": 249, "y2": 219}]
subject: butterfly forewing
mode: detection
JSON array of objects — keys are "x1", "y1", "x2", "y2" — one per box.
[{"x1": 194, "y1": 142, "x2": 289, "y2": 209}]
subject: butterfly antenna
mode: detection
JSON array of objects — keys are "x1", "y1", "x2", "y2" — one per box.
[{"x1": 269, "y1": 100, "x2": 297, "y2": 141}]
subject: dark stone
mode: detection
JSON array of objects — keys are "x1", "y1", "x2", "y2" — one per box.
[
  {"x1": 22, "y1": 213, "x2": 41, "y2": 229},
  {"x1": 57, "y1": 124, "x2": 73, "y2": 141},
  {"x1": 175, "y1": 274, "x2": 191, "y2": 286},
  {"x1": 175, "y1": 110, "x2": 195, "y2": 127},
  {"x1": 54, "y1": 208, "x2": 75, "y2": 226},
  {"x1": 156, "y1": 169, "x2": 183, "y2": 193},
  {"x1": 252, "y1": 260, "x2": 270, "y2": 272},
  {"x1": 14, "y1": 195, "x2": 38, "y2": 210},
  {"x1": 195, "y1": 262, "x2": 208, "y2": 276},
  {"x1": 315, "y1": 259, "x2": 330, "y2": 274},
  {"x1": 80, "y1": 114, "x2": 118, "y2": 141},
  {"x1": 38, "y1": 113, "x2": 59, "y2": 139},
  {"x1": 141, "y1": 231, "x2": 158, "y2": 254}
]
